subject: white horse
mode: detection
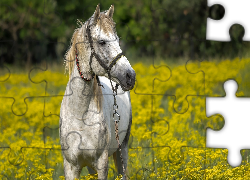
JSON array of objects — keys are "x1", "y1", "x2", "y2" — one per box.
[{"x1": 60, "y1": 4, "x2": 136, "y2": 180}]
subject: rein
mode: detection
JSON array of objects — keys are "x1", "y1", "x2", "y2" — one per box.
[{"x1": 75, "y1": 19, "x2": 127, "y2": 178}]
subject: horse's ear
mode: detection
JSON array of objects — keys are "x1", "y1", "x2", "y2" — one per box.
[
  {"x1": 106, "y1": 5, "x2": 114, "y2": 18},
  {"x1": 93, "y1": 4, "x2": 100, "y2": 23}
]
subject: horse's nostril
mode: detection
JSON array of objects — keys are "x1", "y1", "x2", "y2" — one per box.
[
  {"x1": 126, "y1": 73, "x2": 131, "y2": 79},
  {"x1": 126, "y1": 72, "x2": 132, "y2": 86}
]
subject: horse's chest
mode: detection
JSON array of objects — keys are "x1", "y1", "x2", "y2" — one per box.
[
  {"x1": 76, "y1": 112, "x2": 109, "y2": 149},
  {"x1": 102, "y1": 94, "x2": 130, "y2": 154}
]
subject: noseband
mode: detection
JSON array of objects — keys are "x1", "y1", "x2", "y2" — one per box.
[{"x1": 75, "y1": 20, "x2": 124, "y2": 88}]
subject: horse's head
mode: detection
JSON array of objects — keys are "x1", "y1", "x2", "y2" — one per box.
[
  {"x1": 88, "y1": 4, "x2": 136, "y2": 91},
  {"x1": 66, "y1": 4, "x2": 136, "y2": 91}
]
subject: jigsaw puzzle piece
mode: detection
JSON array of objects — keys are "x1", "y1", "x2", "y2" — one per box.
[
  {"x1": 206, "y1": 80, "x2": 250, "y2": 167},
  {"x1": 28, "y1": 42, "x2": 67, "y2": 97},
  {"x1": 0, "y1": 43, "x2": 48, "y2": 115},
  {"x1": 168, "y1": 65, "x2": 204, "y2": 114},
  {"x1": 43, "y1": 115, "x2": 61, "y2": 148},
  {"x1": 42, "y1": 0, "x2": 62, "y2": 28},
  {"x1": 129, "y1": 94, "x2": 166, "y2": 148},
  {"x1": 0, "y1": 39, "x2": 14, "y2": 78},
  {"x1": 44, "y1": 93, "x2": 65, "y2": 114},
  {"x1": 133, "y1": 51, "x2": 171, "y2": 95},
  {"x1": 45, "y1": 149, "x2": 64, "y2": 179},
  {"x1": 156, "y1": 147, "x2": 207, "y2": 179},
  {"x1": 204, "y1": 148, "x2": 250, "y2": 178},
  {"x1": 2, "y1": 147, "x2": 63, "y2": 179},
  {"x1": 0, "y1": 148, "x2": 14, "y2": 179},
  {"x1": 0, "y1": 147, "x2": 47, "y2": 179},
  {"x1": 79, "y1": 2, "x2": 132, "y2": 44},
  {"x1": 149, "y1": 95, "x2": 224, "y2": 165},
  {"x1": 29, "y1": 169, "x2": 52, "y2": 180},
  {"x1": 150, "y1": 0, "x2": 205, "y2": 40},
  {"x1": 127, "y1": 147, "x2": 156, "y2": 179},
  {"x1": 181, "y1": 147, "x2": 207, "y2": 179},
  {"x1": 207, "y1": 0, "x2": 250, "y2": 41},
  {"x1": 106, "y1": 1, "x2": 152, "y2": 43},
  {"x1": 187, "y1": 25, "x2": 250, "y2": 97},
  {"x1": 0, "y1": 1, "x2": 61, "y2": 64},
  {"x1": 148, "y1": 12, "x2": 191, "y2": 42},
  {"x1": 16, "y1": 148, "x2": 47, "y2": 178},
  {"x1": 0, "y1": 100, "x2": 45, "y2": 149},
  {"x1": 41, "y1": 75, "x2": 101, "y2": 121},
  {"x1": 0, "y1": 65, "x2": 10, "y2": 82},
  {"x1": 0, "y1": 3, "x2": 35, "y2": 66},
  {"x1": 8, "y1": 147, "x2": 25, "y2": 167},
  {"x1": 0, "y1": 175, "x2": 8, "y2": 180},
  {"x1": 107, "y1": 167, "x2": 118, "y2": 179},
  {"x1": 114, "y1": 21, "x2": 132, "y2": 45},
  {"x1": 107, "y1": 154, "x2": 129, "y2": 179},
  {"x1": 0, "y1": 39, "x2": 14, "y2": 83}
]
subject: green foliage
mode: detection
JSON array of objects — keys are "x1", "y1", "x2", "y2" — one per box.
[{"x1": 1, "y1": 0, "x2": 248, "y2": 67}]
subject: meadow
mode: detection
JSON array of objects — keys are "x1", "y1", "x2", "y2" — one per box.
[{"x1": 0, "y1": 58, "x2": 250, "y2": 179}]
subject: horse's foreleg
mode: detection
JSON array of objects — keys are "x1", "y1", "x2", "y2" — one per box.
[
  {"x1": 63, "y1": 158, "x2": 82, "y2": 180},
  {"x1": 95, "y1": 149, "x2": 109, "y2": 180}
]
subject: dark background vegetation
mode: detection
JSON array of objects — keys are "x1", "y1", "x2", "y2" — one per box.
[{"x1": 0, "y1": 0, "x2": 248, "y2": 68}]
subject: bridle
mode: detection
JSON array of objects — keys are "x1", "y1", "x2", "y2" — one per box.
[
  {"x1": 75, "y1": 19, "x2": 127, "y2": 178},
  {"x1": 75, "y1": 19, "x2": 124, "y2": 92}
]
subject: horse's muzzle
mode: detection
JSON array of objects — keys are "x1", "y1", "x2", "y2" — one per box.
[{"x1": 121, "y1": 69, "x2": 136, "y2": 91}]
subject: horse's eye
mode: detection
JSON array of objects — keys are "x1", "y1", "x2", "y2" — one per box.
[{"x1": 98, "y1": 40, "x2": 106, "y2": 45}]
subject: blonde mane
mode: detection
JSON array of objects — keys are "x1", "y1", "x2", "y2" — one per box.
[{"x1": 64, "y1": 26, "x2": 80, "y2": 78}]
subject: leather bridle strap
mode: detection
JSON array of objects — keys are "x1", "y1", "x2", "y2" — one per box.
[
  {"x1": 75, "y1": 20, "x2": 124, "y2": 91},
  {"x1": 86, "y1": 21, "x2": 124, "y2": 75}
]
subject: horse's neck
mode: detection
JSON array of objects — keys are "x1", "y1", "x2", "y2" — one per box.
[{"x1": 66, "y1": 62, "x2": 95, "y2": 118}]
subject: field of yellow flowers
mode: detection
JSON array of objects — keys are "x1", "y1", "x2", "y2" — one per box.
[{"x1": 0, "y1": 58, "x2": 250, "y2": 179}]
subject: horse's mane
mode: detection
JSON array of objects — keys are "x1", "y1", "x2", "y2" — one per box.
[{"x1": 64, "y1": 24, "x2": 81, "y2": 78}]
